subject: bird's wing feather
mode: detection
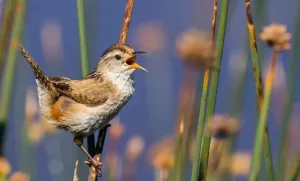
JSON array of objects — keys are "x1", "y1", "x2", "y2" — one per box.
[
  {"x1": 51, "y1": 77, "x2": 114, "y2": 106},
  {"x1": 49, "y1": 76, "x2": 71, "y2": 82}
]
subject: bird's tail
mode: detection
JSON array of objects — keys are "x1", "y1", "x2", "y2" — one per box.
[{"x1": 20, "y1": 46, "x2": 58, "y2": 98}]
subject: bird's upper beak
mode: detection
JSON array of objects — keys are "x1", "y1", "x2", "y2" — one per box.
[{"x1": 123, "y1": 51, "x2": 147, "y2": 72}]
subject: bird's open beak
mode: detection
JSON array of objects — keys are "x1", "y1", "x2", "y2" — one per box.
[{"x1": 124, "y1": 51, "x2": 147, "y2": 72}]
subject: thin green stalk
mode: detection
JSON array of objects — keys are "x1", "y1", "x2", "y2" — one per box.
[
  {"x1": 0, "y1": 0, "x2": 17, "y2": 75},
  {"x1": 0, "y1": 0, "x2": 27, "y2": 153},
  {"x1": 191, "y1": 69, "x2": 209, "y2": 181},
  {"x1": 171, "y1": 110, "x2": 184, "y2": 181},
  {"x1": 191, "y1": 1, "x2": 218, "y2": 180},
  {"x1": 287, "y1": 153, "x2": 300, "y2": 181},
  {"x1": 277, "y1": 1, "x2": 300, "y2": 180},
  {"x1": 198, "y1": 0, "x2": 229, "y2": 180},
  {"x1": 245, "y1": 0, "x2": 274, "y2": 180},
  {"x1": 249, "y1": 50, "x2": 278, "y2": 181},
  {"x1": 77, "y1": 0, "x2": 89, "y2": 76}
]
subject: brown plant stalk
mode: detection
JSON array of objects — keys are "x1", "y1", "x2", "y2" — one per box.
[
  {"x1": 245, "y1": 0, "x2": 275, "y2": 179},
  {"x1": 88, "y1": 0, "x2": 135, "y2": 179},
  {"x1": 245, "y1": 0, "x2": 264, "y2": 111},
  {"x1": 119, "y1": 0, "x2": 134, "y2": 44}
]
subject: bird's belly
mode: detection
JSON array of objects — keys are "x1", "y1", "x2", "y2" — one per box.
[{"x1": 51, "y1": 98, "x2": 128, "y2": 136}]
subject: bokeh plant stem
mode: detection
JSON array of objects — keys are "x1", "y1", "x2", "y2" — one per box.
[
  {"x1": 287, "y1": 153, "x2": 300, "y2": 181},
  {"x1": 245, "y1": 0, "x2": 275, "y2": 180},
  {"x1": 191, "y1": 1, "x2": 217, "y2": 180},
  {"x1": 0, "y1": 0, "x2": 17, "y2": 75},
  {"x1": 0, "y1": 0, "x2": 27, "y2": 155},
  {"x1": 77, "y1": 0, "x2": 89, "y2": 76},
  {"x1": 191, "y1": 69, "x2": 209, "y2": 181},
  {"x1": 277, "y1": 1, "x2": 300, "y2": 180},
  {"x1": 173, "y1": 117, "x2": 184, "y2": 181},
  {"x1": 198, "y1": 0, "x2": 228, "y2": 180},
  {"x1": 249, "y1": 50, "x2": 278, "y2": 181}
]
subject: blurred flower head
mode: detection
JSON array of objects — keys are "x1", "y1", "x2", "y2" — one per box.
[
  {"x1": 230, "y1": 152, "x2": 251, "y2": 176},
  {"x1": 109, "y1": 118, "x2": 125, "y2": 140},
  {"x1": 207, "y1": 114, "x2": 239, "y2": 139},
  {"x1": 9, "y1": 172, "x2": 29, "y2": 181},
  {"x1": 0, "y1": 157, "x2": 11, "y2": 175},
  {"x1": 41, "y1": 19, "x2": 64, "y2": 62},
  {"x1": 27, "y1": 122, "x2": 45, "y2": 144},
  {"x1": 134, "y1": 21, "x2": 167, "y2": 54},
  {"x1": 259, "y1": 23, "x2": 291, "y2": 51},
  {"x1": 176, "y1": 29, "x2": 215, "y2": 70},
  {"x1": 125, "y1": 136, "x2": 145, "y2": 161},
  {"x1": 25, "y1": 88, "x2": 39, "y2": 124},
  {"x1": 148, "y1": 136, "x2": 175, "y2": 170}
]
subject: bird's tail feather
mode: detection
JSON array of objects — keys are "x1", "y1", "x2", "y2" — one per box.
[{"x1": 20, "y1": 46, "x2": 58, "y2": 98}]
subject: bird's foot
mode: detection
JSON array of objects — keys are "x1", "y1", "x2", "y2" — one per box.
[{"x1": 84, "y1": 159, "x2": 103, "y2": 177}]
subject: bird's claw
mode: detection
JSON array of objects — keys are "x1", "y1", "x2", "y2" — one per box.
[{"x1": 84, "y1": 159, "x2": 103, "y2": 177}]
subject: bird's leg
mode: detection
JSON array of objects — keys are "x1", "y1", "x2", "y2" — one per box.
[
  {"x1": 84, "y1": 124, "x2": 111, "y2": 166},
  {"x1": 73, "y1": 136, "x2": 102, "y2": 177}
]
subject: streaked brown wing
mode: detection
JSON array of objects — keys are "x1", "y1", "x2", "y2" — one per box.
[
  {"x1": 49, "y1": 76, "x2": 71, "y2": 82},
  {"x1": 50, "y1": 77, "x2": 114, "y2": 106}
]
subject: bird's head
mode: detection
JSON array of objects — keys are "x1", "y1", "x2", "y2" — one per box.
[{"x1": 97, "y1": 44, "x2": 147, "y2": 77}]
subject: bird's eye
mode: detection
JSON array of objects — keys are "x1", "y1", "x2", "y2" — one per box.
[{"x1": 115, "y1": 54, "x2": 121, "y2": 60}]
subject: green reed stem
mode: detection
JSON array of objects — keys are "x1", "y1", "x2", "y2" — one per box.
[
  {"x1": 0, "y1": 0, "x2": 17, "y2": 75},
  {"x1": 77, "y1": 0, "x2": 89, "y2": 76},
  {"x1": 249, "y1": 50, "x2": 278, "y2": 181},
  {"x1": 198, "y1": 0, "x2": 228, "y2": 180},
  {"x1": 191, "y1": 69, "x2": 209, "y2": 181},
  {"x1": 277, "y1": 2, "x2": 300, "y2": 180},
  {"x1": 191, "y1": 1, "x2": 218, "y2": 180},
  {"x1": 245, "y1": 0, "x2": 275, "y2": 180},
  {"x1": 287, "y1": 153, "x2": 300, "y2": 181},
  {"x1": 171, "y1": 109, "x2": 184, "y2": 181},
  {"x1": 0, "y1": 0, "x2": 27, "y2": 153}
]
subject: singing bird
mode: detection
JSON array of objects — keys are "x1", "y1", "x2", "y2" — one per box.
[{"x1": 20, "y1": 44, "x2": 147, "y2": 175}]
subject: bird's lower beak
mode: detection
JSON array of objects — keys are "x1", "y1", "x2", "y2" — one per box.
[{"x1": 124, "y1": 56, "x2": 148, "y2": 72}]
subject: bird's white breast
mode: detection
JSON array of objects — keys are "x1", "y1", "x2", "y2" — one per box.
[{"x1": 72, "y1": 74, "x2": 135, "y2": 135}]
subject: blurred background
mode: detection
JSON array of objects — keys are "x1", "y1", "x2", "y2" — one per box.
[{"x1": 0, "y1": 0, "x2": 299, "y2": 181}]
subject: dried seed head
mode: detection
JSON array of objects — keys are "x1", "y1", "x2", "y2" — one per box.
[
  {"x1": 148, "y1": 136, "x2": 175, "y2": 170},
  {"x1": 259, "y1": 23, "x2": 292, "y2": 51},
  {"x1": 125, "y1": 136, "x2": 145, "y2": 161},
  {"x1": 109, "y1": 118, "x2": 126, "y2": 140},
  {"x1": 135, "y1": 22, "x2": 167, "y2": 54},
  {"x1": 0, "y1": 157, "x2": 11, "y2": 175},
  {"x1": 176, "y1": 29, "x2": 215, "y2": 70},
  {"x1": 41, "y1": 19, "x2": 64, "y2": 62},
  {"x1": 9, "y1": 172, "x2": 29, "y2": 181},
  {"x1": 207, "y1": 114, "x2": 239, "y2": 139}
]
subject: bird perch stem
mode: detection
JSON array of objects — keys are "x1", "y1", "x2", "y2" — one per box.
[{"x1": 119, "y1": 0, "x2": 134, "y2": 44}]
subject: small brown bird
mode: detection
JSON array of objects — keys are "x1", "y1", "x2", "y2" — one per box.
[{"x1": 20, "y1": 44, "x2": 147, "y2": 175}]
